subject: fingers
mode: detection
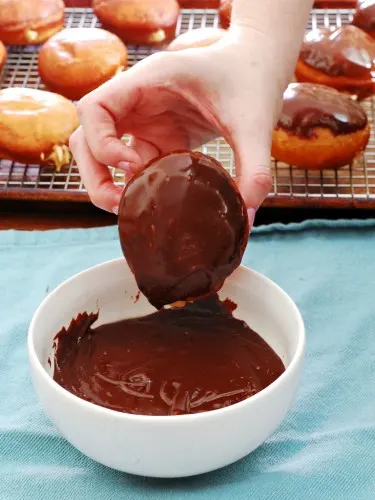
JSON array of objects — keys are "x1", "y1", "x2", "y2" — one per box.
[
  {"x1": 223, "y1": 96, "x2": 274, "y2": 209},
  {"x1": 117, "y1": 137, "x2": 160, "y2": 181},
  {"x1": 69, "y1": 127, "x2": 123, "y2": 213},
  {"x1": 230, "y1": 125, "x2": 273, "y2": 210},
  {"x1": 76, "y1": 74, "x2": 142, "y2": 170},
  {"x1": 76, "y1": 52, "x2": 178, "y2": 170}
]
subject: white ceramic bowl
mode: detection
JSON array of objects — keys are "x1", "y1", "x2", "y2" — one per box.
[{"x1": 28, "y1": 259, "x2": 305, "y2": 478}]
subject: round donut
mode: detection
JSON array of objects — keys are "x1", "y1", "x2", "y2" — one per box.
[
  {"x1": 93, "y1": 0, "x2": 180, "y2": 45},
  {"x1": 178, "y1": 1, "x2": 220, "y2": 7},
  {"x1": 219, "y1": 0, "x2": 232, "y2": 29},
  {"x1": 118, "y1": 150, "x2": 249, "y2": 309},
  {"x1": 0, "y1": 0, "x2": 64, "y2": 45},
  {"x1": 38, "y1": 28, "x2": 127, "y2": 100},
  {"x1": 272, "y1": 83, "x2": 370, "y2": 169},
  {"x1": 352, "y1": 0, "x2": 375, "y2": 38},
  {"x1": 0, "y1": 88, "x2": 79, "y2": 169},
  {"x1": 0, "y1": 41, "x2": 6, "y2": 71},
  {"x1": 295, "y1": 26, "x2": 375, "y2": 100}
]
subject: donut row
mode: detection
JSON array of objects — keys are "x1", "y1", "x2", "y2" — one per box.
[{"x1": 0, "y1": 0, "x2": 373, "y2": 172}]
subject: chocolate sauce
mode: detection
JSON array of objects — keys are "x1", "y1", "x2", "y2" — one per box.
[
  {"x1": 300, "y1": 26, "x2": 375, "y2": 78},
  {"x1": 353, "y1": 0, "x2": 375, "y2": 33},
  {"x1": 277, "y1": 83, "x2": 368, "y2": 137},
  {"x1": 118, "y1": 151, "x2": 249, "y2": 310},
  {"x1": 53, "y1": 295, "x2": 285, "y2": 416}
]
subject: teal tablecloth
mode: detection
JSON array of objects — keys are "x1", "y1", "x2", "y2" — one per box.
[{"x1": 1, "y1": 220, "x2": 375, "y2": 499}]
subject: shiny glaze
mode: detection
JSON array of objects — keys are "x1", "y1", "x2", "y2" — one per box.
[
  {"x1": 39, "y1": 28, "x2": 127, "y2": 67},
  {"x1": 0, "y1": 87, "x2": 75, "y2": 116},
  {"x1": 118, "y1": 151, "x2": 249, "y2": 309},
  {"x1": 277, "y1": 83, "x2": 368, "y2": 137},
  {"x1": 93, "y1": 0, "x2": 180, "y2": 30},
  {"x1": 353, "y1": 0, "x2": 375, "y2": 32},
  {"x1": 300, "y1": 26, "x2": 375, "y2": 78},
  {"x1": 0, "y1": 0, "x2": 64, "y2": 26},
  {"x1": 38, "y1": 28, "x2": 127, "y2": 98},
  {"x1": 53, "y1": 295, "x2": 285, "y2": 416}
]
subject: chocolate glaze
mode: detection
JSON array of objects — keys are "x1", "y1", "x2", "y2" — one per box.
[
  {"x1": 277, "y1": 83, "x2": 368, "y2": 137},
  {"x1": 300, "y1": 26, "x2": 375, "y2": 78},
  {"x1": 53, "y1": 295, "x2": 285, "y2": 416},
  {"x1": 353, "y1": 0, "x2": 375, "y2": 32},
  {"x1": 118, "y1": 151, "x2": 249, "y2": 310}
]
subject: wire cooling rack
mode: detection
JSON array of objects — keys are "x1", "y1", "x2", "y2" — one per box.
[{"x1": 1, "y1": 7, "x2": 374, "y2": 208}]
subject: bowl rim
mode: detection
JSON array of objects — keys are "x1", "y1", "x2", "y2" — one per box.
[{"x1": 28, "y1": 258, "x2": 305, "y2": 423}]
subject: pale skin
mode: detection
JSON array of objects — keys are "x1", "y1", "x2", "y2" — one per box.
[{"x1": 69, "y1": 0, "x2": 314, "y2": 223}]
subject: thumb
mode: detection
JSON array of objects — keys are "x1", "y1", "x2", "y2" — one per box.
[{"x1": 232, "y1": 134, "x2": 273, "y2": 210}]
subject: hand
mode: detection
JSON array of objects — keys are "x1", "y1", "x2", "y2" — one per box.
[{"x1": 70, "y1": 26, "x2": 287, "y2": 218}]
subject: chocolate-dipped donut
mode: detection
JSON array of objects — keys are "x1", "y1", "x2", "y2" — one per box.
[
  {"x1": 352, "y1": 0, "x2": 375, "y2": 38},
  {"x1": 219, "y1": 0, "x2": 232, "y2": 29},
  {"x1": 295, "y1": 26, "x2": 375, "y2": 100},
  {"x1": 38, "y1": 28, "x2": 128, "y2": 100},
  {"x1": 118, "y1": 151, "x2": 249, "y2": 309},
  {"x1": 272, "y1": 83, "x2": 370, "y2": 169},
  {"x1": 178, "y1": 0, "x2": 220, "y2": 7},
  {"x1": 92, "y1": 0, "x2": 179, "y2": 45}
]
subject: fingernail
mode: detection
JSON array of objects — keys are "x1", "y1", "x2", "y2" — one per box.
[
  {"x1": 117, "y1": 161, "x2": 135, "y2": 175},
  {"x1": 247, "y1": 208, "x2": 256, "y2": 227},
  {"x1": 112, "y1": 206, "x2": 119, "y2": 215}
]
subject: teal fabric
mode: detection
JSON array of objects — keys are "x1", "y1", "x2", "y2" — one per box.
[{"x1": 1, "y1": 220, "x2": 375, "y2": 499}]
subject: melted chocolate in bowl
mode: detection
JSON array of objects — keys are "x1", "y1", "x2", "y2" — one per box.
[
  {"x1": 300, "y1": 26, "x2": 375, "y2": 79},
  {"x1": 53, "y1": 295, "x2": 285, "y2": 416},
  {"x1": 278, "y1": 83, "x2": 368, "y2": 137},
  {"x1": 118, "y1": 151, "x2": 249, "y2": 309}
]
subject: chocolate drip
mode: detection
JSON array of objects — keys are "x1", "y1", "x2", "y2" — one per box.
[
  {"x1": 277, "y1": 83, "x2": 368, "y2": 137},
  {"x1": 353, "y1": 0, "x2": 375, "y2": 32},
  {"x1": 300, "y1": 26, "x2": 375, "y2": 78}
]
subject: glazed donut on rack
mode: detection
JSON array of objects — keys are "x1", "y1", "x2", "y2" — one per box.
[
  {"x1": 272, "y1": 83, "x2": 370, "y2": 169},
  {"x1": 38, "y1": 28, "x2": 128, "y2": 100},
  {"x1": 92, "y1": 0, "x2": 180, "y2": 45},
  {"x1": 295, "y1": 25, "x2": 375, "y2": 100},
  {"x1": 0, "y1": 0, "x2": 64, "y2": 45},
  {"x1": 0, "y1": 41, "x2": 6, "y2": 72},
  {"x1": 0, "y1": 88, "x2": 79, "y2": 170}
]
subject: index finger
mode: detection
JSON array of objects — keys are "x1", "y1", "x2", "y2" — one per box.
[{"x1": 69, "y1": 127, "x2": 123, "y2": 213}]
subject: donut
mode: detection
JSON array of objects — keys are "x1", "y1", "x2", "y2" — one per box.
[
  {"x1": 118, "y1": 151, "x2": 249, "y2": 309},
  {"x1": 0, "y1": 41, "x2": 6, "y2": 71},
  {"x1": 352, "y1": 0, "x2": 375, "y2": 38},
  {"x1": 0, "y1": 0, "x2": 64, "y2": 45},
  {"x1": 0, "y1": 88, "x2": 79, "y2": 169},
  {"x1": 219, "y1": 0, "x2": 232, "y2": 29},
  {"x1": 92, "y1": 0, "x2": 180, "y2": 45},
  {"x1": 178, "y1": 0, "x2": 220, "y2": 7},
  {"x1": 38, "y1": 28, "x2": 127, "y2": 100},
  {"x1": 295, "y1": 26, "x2": 375, "y2": 100},
  {"x1": 272, "y1": 83, "x2": 370, "y2": 169},
  {"x1": 167, "y1": 27, "x2": 225, "y2": 50}
]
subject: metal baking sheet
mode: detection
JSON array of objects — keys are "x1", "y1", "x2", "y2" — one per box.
[{"x1": 1, "y1": 7, "x2": 374, "y2": 209}]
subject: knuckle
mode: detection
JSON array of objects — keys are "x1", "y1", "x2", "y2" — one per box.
[{"x1": 253, "y1": 166, "x2": 273, "y2": 192}]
